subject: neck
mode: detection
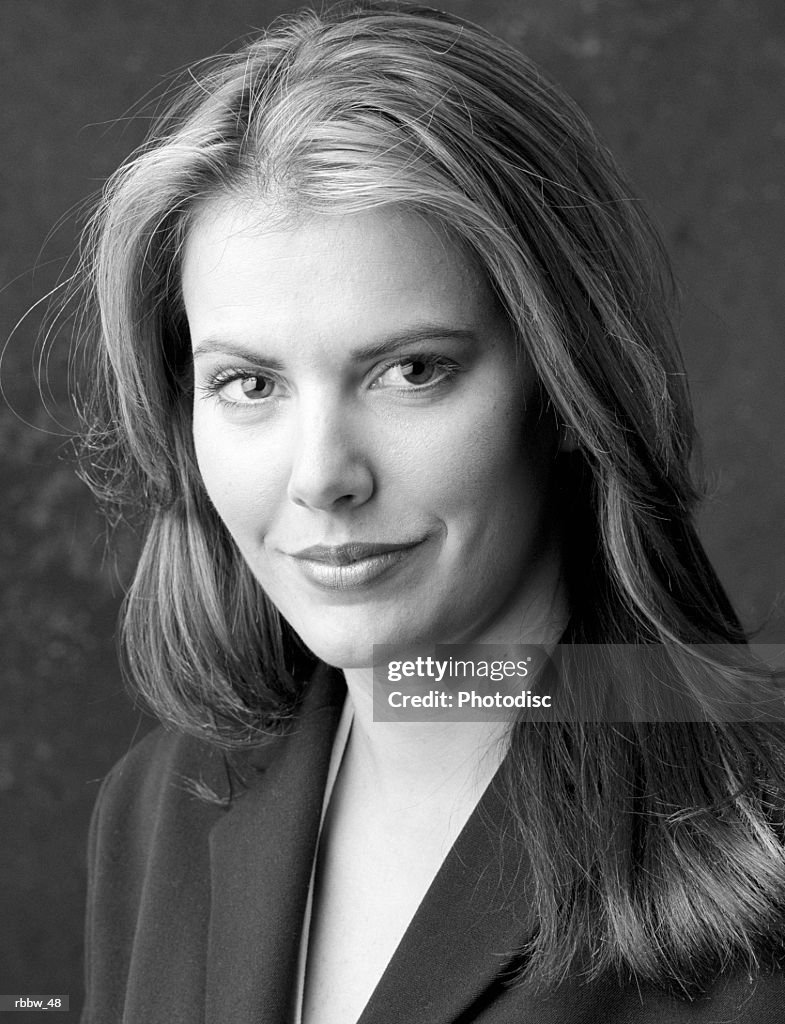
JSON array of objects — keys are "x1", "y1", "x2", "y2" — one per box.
[
  {"x1": 341, "y1": 679, "x2": 510, "y2": 810},
  {"x1": 339, "y1": 569, "x2": 569, "y2": 813}
]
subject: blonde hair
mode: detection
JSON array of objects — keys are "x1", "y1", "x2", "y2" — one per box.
[{"x1": 74, "y1": 0, "x2": 785, "y2": 995}]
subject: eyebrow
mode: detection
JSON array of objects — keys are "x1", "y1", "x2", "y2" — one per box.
[{"x1": 191, "y1": 323, "x2": 481, "y2": 367}]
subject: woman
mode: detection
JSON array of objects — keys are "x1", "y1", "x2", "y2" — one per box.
[{"x1": 76, "y1": 2, "x2": 785, "y2": 1021}]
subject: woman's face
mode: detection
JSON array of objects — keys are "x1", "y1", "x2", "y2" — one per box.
[{"x1": 184, "y1": 201, "x2": 566, "y2": 668}]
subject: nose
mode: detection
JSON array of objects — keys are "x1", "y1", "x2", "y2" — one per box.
[{"x1": 286, "y1": 395, "x2": 374, "y2": 511}]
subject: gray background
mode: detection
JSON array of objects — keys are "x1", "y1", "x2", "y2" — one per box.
[{"x1": 1, "y1": 0, "x2": 783, "y2": 1017}]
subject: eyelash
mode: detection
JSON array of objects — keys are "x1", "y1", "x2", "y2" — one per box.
[{"x1": 198, "y1": 353, "x2": 461, "y2": 408}]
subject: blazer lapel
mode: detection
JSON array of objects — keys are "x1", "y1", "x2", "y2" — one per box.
[
  {"x1": 205, "y1": 663, "x2": 345, "y2": 1024},
  {"x1": 358, "y1": 767, "x2": 537, "y2": 1024}
]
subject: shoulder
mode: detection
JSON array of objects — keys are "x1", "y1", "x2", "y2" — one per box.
[
  {"x1": 86, "y1": 728, "x2": 229, "y2": 885},
  {"x1": 98, "y1": 725, "x2": 224, "y2": 801},
  {"x1": 88, "y1": 722, "x2": 288, "y2": 860},
  {"x1": 82, "y1": 727, "x2": 233, "y2": 1020},
  {"x1": 95, "y1": 725, "x2": 226, "y2": 811},
  {"x1": 87, "y1": 659, "x2": 345, "y2": 867}
]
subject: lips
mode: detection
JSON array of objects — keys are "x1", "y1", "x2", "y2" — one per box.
[
  {"x1": 287, "y1": 540, "x2": 424, "y2": 591},
  {"x1": 291, "y1": 541, "x2": 422, "y2": 565}
]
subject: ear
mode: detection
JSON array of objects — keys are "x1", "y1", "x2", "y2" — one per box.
[{"x1": 558, "y1": 423, "x2": 579, "y2": 453}]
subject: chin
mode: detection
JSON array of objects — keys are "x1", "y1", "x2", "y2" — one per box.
[
  {"x1": 300, "y1": 638, "x2": 377, "y2": 671},
  {"x1": 284, "y1": 618, "x2": 374, "y2": 670},
  {"x1": 286, "y1": 614, "x2": 427, "y2": 671}
]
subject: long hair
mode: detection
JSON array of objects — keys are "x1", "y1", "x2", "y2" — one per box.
[{"x1": 72, "y1": 0, "x2": 785, "y2": 995}]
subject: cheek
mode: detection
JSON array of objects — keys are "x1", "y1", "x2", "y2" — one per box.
[
  {"x1": 420, "y1": 390, "x2": 542, "y2": 512},
  {"x1": 192, "y1": 415, "x2": 285, "y2": 540}
]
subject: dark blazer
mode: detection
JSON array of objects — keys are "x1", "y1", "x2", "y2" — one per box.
[{"x1": 81, "y1": 664, "x2": 785, "y2": 1023}]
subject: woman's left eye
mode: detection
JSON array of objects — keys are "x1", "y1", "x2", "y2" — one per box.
[{"x1": 373, "y1": 356, "x2": 457, "y2": 390}]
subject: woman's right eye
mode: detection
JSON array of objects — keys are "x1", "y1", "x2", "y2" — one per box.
[
  {"x1": 226, "y1": 373, "x2": 276, "y2": 402},
  {"x1": 200, "y1": 369, "x2": 277, "y2": 405}
]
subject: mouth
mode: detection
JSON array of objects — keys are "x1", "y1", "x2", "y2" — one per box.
[
  {"x1": 291, "y1": 541, "x2": 422, "y2": 565},
  {"x1": 288, "y1": 540, "x2": 424, "y2": 591}
]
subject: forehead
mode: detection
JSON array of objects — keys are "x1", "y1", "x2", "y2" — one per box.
[{"x1": 180, "y1": 199, "x2": 501, "y2": 342}]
